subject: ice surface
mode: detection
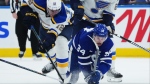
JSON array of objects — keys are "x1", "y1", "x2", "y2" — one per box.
[{"x1": 0, "y1": 57, "x2": 149, "y2": 84}]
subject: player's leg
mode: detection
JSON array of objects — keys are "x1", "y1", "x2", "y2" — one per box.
[
  {"x1": 64, "y1": 40, "x2": 80, "y2": 84},
  {"x1": 54, "y1": 36, "x2": 69, "y2": 79},
  {"x1": 107, "y1": 38, "x2": 123, "y2": 82},
  {"x1": 39, "y1": 25, "x2": 56, "y2": 74},
  {"x1": 68, "y1": 53, "x2": 80, "y2": 83},
  {"x1": 42, "y1": 47, "x2": 57, "y2": 73},
  {"x1": 55, "y1": 25, "x2": 73, "y2": 79},
  {"x1": 41, "y1": 25, "x2": 73, "y2": 79},
  {"x1": 15, "y1": 11, "x2": 28, "y2": 58}
]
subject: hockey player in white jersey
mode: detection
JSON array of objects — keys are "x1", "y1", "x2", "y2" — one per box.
[
  {"x1": 70, "y1": 0, "x2": 123, "y2": 82},
  {"x1": 66, "y1": 23, "x2": 114, "y2": 84},
  {"x1": 22, "y1": 0, "x2": 73, "y2": 79}
]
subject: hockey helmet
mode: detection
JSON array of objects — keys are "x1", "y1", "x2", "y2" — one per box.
[
  {"x1": 93, "y1": 23, "x2": 108, "y2": 37},
  {"x1": 47, "y1": 0, "x2": 61, "y2": 16}
]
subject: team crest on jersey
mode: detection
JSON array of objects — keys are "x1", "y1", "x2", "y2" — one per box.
[
  {"x1": 95, "y1": 0, "x2": 110, "y2": 9},
  {"x1": 91, "y1": 8, "x2": 98, "y2": 13}
]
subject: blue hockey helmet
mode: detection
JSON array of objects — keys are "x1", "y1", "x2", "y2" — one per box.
[{"x1": 93, "y1": 23, "x2": 108, "y2": 37}]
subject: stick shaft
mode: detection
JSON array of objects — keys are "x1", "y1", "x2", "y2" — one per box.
[
  {"x1": 113, "y1": 34, "x2": 150, "y2": 53},
  {"x1": 0, "y1": 58, "x2": 62, "y2": 82},
  {"x1": 84, "y1": 18, "x2": 150, "y2": 53},
  {"x1": 88, "y1": 36, "x2": 99, "y2": 71},
  {"x1": 30, "y1": 26, "x2": 64, "y2": 82}
]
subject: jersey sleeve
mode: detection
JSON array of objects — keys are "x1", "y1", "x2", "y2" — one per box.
[
  {"x1": 97, "y1": 48, "x2": 113, "y2": 74},
  {"x1": 70, "y1": 0, "x2": 81, "y2": 10},
  {"x1": 96, "y1": 39, "x2": 114, "y2": 74},
  {"x1": 10, "y1": 0, "x2": 16, "y2": 13}
]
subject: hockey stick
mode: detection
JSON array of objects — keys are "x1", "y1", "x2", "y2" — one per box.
[
  {"x1": 83, "y1": 18, "x2": 150, "y2": 53},
  {"x1": 0, "y1": 58, "x2": 62, "y2": 82},
  {"x1": 30, "y1": 26, "x2": 64, "y2": 83},
  {"x1": 88, "y1": 36, "x2": 99, "y2": 71},
  {"x1": 27, "y1": 34, "x2": 30, "y2": 41},
  {"x1": 113, "y1": 34, "x2": 150, "y2": 53},
  {"x1": 26, "y1": 28, "x2": 31, "y2": 41}
]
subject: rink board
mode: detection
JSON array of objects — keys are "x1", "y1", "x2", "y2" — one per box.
[
  {"x1": 0, "y1": 48, "x2": 149, "y2": 58},
  {"x1": 0, "y1": 5, "x2": 150, "y2": 58}
]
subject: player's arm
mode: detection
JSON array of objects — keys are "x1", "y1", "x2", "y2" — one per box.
[
  {"x1": 84, "y1": 44, "x2": 114, "y2": 84},
  {"x1": 70, "y1": 0, "x2": 84, "y2": 25},
  {"x1": 101, "y1": 0, "x2": 119, "y2": 35},
  {"x1": 10, "y1": 0, "x2": 19, "y2": 19},
  {"x1": 10, "y1": 0, "x2": 17, "y2": 13},
  {"x1": 97, "y1": 50, "x2": 112, "y2": 75},
  {"x1": 101, "y1": 13, "x2": 115, "y2": 35}
]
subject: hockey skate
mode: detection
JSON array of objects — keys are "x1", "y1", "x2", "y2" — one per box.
[
  {"x1": 33, "y1": 53, "x2": 42, "y2": 60},
  {"x1": 107, "y1": 68, "x2": 123, "y2": 82},
  {"x1": 18, "y1": 51, "x2": 25, "y2": 58},
  {"x1": 42, "y1": 61, "x2": 56, "y2": 74}
]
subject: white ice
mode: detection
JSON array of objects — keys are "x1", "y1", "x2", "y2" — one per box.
[{"x1": 0, "y1": 57, "x2": 149, "y2": 84}]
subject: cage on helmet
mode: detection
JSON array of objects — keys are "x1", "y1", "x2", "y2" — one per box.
[
  {"x1": 93, "y1": 23, "x2": 108, "y2": 37},
  {"x1": 47, "y1": 0, "x2": 61, "y2": 10}
]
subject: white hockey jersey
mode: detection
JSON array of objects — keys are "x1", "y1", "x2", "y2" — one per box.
[
  {"x1": 81, "y1": 0, "x2": 119, "y2": 20},
  {"x1": 24, "y1": 0, "x2": 73, "y2": 35}
]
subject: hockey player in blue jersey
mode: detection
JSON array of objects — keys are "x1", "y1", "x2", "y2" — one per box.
[
  {"x1": 70, "y1": 0, "x2": 123, "y2": 82},
  {"x1": 66, "y1": 23, "x2": 114, "y2": 84}
]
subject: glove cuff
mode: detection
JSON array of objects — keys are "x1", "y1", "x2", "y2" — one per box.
[{"x1": 96, "y1": 70, "x2": 103, "y2": 79}]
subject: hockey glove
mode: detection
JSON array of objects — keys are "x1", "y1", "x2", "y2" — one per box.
[
  {"x1": 106, "y1": 23, "x2": 115, "y2": 37},
  {"x1": 73, "y1": 3, "x2": 84, "y2": 25},
  {"x1": 23, "y1": 12, "x2": 38, "y2": 29},
  {"x1": 84, "y1": 70, "x2": 101, "y2": 84},
  {"x1": 110, "y1": 23, "x2": 115, "y2": 34},
  {"x1": 38, "y1": 33, "x2": 56, "y2": 53},
  {"x1": 101, "y1": 14, "x2": 115, "y2": 36}
]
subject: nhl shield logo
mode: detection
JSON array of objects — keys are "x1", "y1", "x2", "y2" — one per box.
[{"x1": 53, "y1": 2, "x2": 56, "y2": 5}]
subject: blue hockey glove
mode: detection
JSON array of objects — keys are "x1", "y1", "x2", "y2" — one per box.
[
  {"x1": 73, "y1": 3, "x2": 84, "y2": 25},
  {"x1": 38, "y1": 33, "x2": 56, "y2": 53},
  {"x1": 23, "y1": 12, "x2": 38, "y2": 29},
  {"x1": 84, "y1": 70, "x2": 101, "y2": 84}
]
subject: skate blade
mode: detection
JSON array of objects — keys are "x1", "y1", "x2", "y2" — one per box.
[
  {"x1": 107, "y1": 77, "x2": 122, "y2": 82},
  {"x1": 33, "y1": 56, "x2": 42, "y2": 60}
]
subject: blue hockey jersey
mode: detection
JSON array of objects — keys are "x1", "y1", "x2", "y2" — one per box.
[{"x1": 71, "y1": 28, "x2": 114, "y2": 77}]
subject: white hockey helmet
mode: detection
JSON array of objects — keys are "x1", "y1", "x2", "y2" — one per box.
[{"x1": 47, "y1": 0, "x2": 61, "y2": 17}]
